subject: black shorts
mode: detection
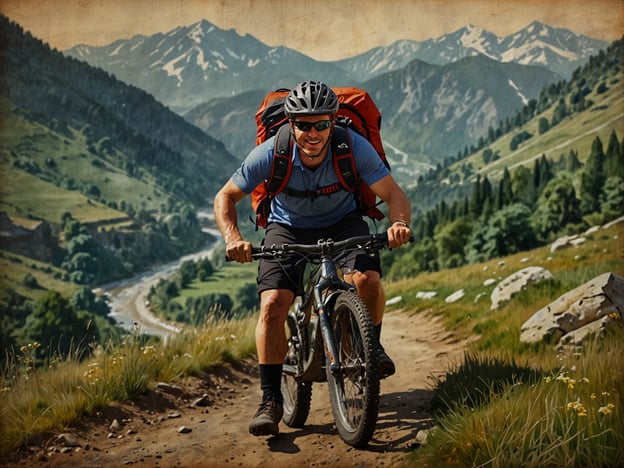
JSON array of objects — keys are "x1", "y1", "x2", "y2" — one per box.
[{"x1": 257, "y1": 211, "x2": 381, "y2": 296}]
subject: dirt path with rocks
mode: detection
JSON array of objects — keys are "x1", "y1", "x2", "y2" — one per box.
[{"x1": 3, "y1": 309, "x2": 470, "y2": 468}]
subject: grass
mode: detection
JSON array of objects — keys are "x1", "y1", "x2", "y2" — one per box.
[
  {"x1": 0, "y1": 315, "x2": 257, "y2": 456},
  {"x1": 0, "y1": 164, "x2": 123, "y2": 224},
  {"x1": 383, "y1": 222, "x2": 624, "y2": 466},
  {"x1": 0, "y1": 250, "x2": 76, "y2": 300},
  {"x1": 172, "y1": 261, "x2": 257, "y2": 304},
  {"x1": 416, "y1": 336, "x2": 623, "y2": 467}
]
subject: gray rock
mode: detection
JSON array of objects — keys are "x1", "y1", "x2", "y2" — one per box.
[
  {"x1": 445, "y1": 289, "x2": 465, "y2": 303},
  {"x1": 156, "y1": 382, "x2": 184, "y2": 395},
  {"x1": 550, "y1": 233, "x2": 590, "y2": 252},
  {"x1": 191, "y1": 394, "x2": 211, "y2": 408},
  {"x1": 490, "y1": 266, "x2": 553, "y2": 309},
  {"x1": 416, "y1": 291, "x2": 437, "y2": 299},
  {"x1": 603, "y1": 215, "x2": 624, "y2": 229},
  {"x1": 520, "y1": 272, "x2": 624, "y2": 344},
  {"x1": 385, "y1": 296, "x2": 403, "y2": 306},
  {"x1": 109, "y1": 419, "x2": 122, "y2": 432},
  {"x1": 558, "y1": 314, "x2": 624, "y2": 347},
  {"x1": 55, "y1": 433, "x2": 81, "y2": 447}
]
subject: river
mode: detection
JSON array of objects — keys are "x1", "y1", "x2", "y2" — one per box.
[{"x1": 102, "y1": 210, "x2": 221, "y2": 340}]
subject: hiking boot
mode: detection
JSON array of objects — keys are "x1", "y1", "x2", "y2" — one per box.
[
  {"x1": 378, "y1": 346, "x2": 395, "y2": 379},
  {"x1": 248, "y1": 398, "x2": 283, "y2": 436}
]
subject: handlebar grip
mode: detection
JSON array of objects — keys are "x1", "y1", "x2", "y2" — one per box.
[{"x1": 225, "y1": 246, "x2": 265, "y2": 262}]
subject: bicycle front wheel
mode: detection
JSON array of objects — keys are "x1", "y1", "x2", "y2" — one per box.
[{"x1": 326, "y1": 290, "x2": 380, "y2": 447}]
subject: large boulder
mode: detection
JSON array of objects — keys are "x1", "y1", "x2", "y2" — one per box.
[
  {"x1": 490, "y1": 266, "x2": 554, "y2": 309},
  {"x1": 520, "y1": 272, "x2": 624, "y2": 344}
]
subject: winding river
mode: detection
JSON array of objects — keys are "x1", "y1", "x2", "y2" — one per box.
[{"x1": 103, "y1": 210, "x2": 221, "y2": 340}]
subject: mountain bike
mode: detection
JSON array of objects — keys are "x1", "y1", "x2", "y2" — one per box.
[{"x1": 247, "y1": 232, "x2": 407, "y2": 447}]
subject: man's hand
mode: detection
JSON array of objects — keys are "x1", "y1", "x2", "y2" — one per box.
[
  {"x1": 226, "y1": 239, "x2": 253, "y2": 263},
  {"x1": 387, "y1": 221, "x2": 411, "y2": 249}
]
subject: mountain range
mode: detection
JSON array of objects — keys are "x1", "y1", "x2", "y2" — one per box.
[
  {"x1": 337, "y1": 21, "x2": 607, "y2": 81},
  {"x1": 65, "y1": 20, "x2": 607, "y2": 113},
  {"x1": 63, "y1": 19, "x2": 608, "y2": 168}
]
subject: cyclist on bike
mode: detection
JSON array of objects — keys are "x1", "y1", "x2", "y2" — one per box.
[{"x1": 214, "y1": 80, "x2": 412, "y2": 437}]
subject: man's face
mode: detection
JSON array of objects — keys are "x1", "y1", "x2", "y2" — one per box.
[{"x1": 290, "y1": 115, "x2": 334, "y2": 158}]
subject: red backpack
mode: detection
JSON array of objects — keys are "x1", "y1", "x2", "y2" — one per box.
[{"x1": 251, "y1": 87, "x2": 390, "y2": 229}]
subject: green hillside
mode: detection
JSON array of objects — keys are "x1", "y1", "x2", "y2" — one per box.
[
  {"x1": 473, "y1": 77, "x2": 623, "y2": 179},
  {"x1": 0, "y1": 99, "x2": 168, "y2": 223}
]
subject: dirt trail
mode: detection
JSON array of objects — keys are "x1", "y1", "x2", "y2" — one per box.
[{"x1": 3, "y1": 309, "x2": 470, "y2": 468}]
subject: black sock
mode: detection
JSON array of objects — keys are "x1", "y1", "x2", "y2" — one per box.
[
  {"x1": 259, "y1": 364, "x2": 283, "y2": 403},
  {"x1": 374, "y1": 323, "x2": 384, "y2": 350}
]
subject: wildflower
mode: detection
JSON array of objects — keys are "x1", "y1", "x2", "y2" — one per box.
[
  {"x1": 141, "y1": 345, "x2": 157, "y2": 356},
  {"x1": 544, "y1": 376, "x2": 552, "y2": 383},
  {"x1": 591, "y1": 393, "x2": 597, "y2": 400},
  {"x1": 598, "y1": 406, "x2": 612, "y2": 415},
  {"x1": 19, "y1": 342, "x2": 41, "y2": 353},
  {"x1": 567, "y1": 401, "x2": 588, "y2": 416},
  {"x1": 0, "y1": 387, "x2": 10, "y2": 393},
  {"x1": 602, "y1": 391, "x2": 610, "y2": 398},
  {"x1": 579, "y1": 377, "x2": 589, "y2": 384}
]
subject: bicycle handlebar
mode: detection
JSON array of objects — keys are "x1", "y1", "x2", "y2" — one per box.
[{"x1": 226, "y1": 233, "x2": 413, "y2": 262}]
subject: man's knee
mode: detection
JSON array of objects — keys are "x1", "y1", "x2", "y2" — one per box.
[
  {"x1": 350, "y1": 271, "x2": 381, "y2": 299},
  {"x1": 259, "y1": 289, "x2": 293, "y2": 324}
]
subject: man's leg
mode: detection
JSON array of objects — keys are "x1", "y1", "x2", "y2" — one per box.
[
  {"x1": 249, "y1": 288, "x2": 293, "y2": 436},
  {"x1": 346, "y1": 270, "x2": 395, "y2": 379}
]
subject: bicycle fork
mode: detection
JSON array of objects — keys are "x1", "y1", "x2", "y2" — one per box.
[{"x1": 314, "y1": 258, "x2": 355, "y2": 376}]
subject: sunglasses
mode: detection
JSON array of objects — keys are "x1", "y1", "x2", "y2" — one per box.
[{"x1": 291, "y1": 119, "x2": 333, "y2": 132}]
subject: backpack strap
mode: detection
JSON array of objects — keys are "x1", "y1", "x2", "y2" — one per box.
[
  {"x1": 331, "y1": 126, "x2": 359, "y2": 193},
  {"x1": 266, "y1": 125, "x2": 294, "y2": 196}
]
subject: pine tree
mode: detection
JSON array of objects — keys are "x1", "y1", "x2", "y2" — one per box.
[
  {"x1": 470, "y1": 174, "x2": 482, "y2": 218},
  {"x1": 566, "y1": 149, "x2": 582, "y2": 172},
  {"x1": 496, "y1": 167, "x2": 514, "y2": 210},
  {"x1": 605, "y1": 130, "x2": 624, "y2": 178},
  {"x1": 580, "y1": 136, "x2": 606, "y2": 214}
]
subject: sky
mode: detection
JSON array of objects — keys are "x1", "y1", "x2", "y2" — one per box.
[{"x1": 1, "y1": 0, "x2": 623, "y2": 61}]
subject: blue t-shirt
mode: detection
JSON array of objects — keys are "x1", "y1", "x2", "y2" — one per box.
[{"x1": 232, "y1": 129, "x2": 389, "y2": 228}]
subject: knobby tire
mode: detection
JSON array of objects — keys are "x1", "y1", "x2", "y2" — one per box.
[{"x1": 326, "y1": 290, "x2": 379, "y2": 447}]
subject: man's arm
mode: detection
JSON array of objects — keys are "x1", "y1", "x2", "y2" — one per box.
[
  {"x1": 369, "y1": 174, "x2": 412, "y2": 248},
  {"x1": 213, "y1": 179, "x2": 253, "y2": 262}
]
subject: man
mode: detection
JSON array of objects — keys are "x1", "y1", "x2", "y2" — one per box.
[{"x1": 214, "y1": 80, "x2": 411, "y2": 437}]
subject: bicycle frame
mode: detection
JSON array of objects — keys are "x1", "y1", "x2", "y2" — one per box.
[{"x1": 283, "y1": 247, "x2": 357, "y2": 381}]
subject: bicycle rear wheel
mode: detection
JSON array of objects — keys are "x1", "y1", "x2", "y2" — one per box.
[
  {"x1": 326, "y1": 290, "x2": 379, "y2": 447},
  {"x1": 281, "y1": 313, "x2": 312, "y2": 427}
]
